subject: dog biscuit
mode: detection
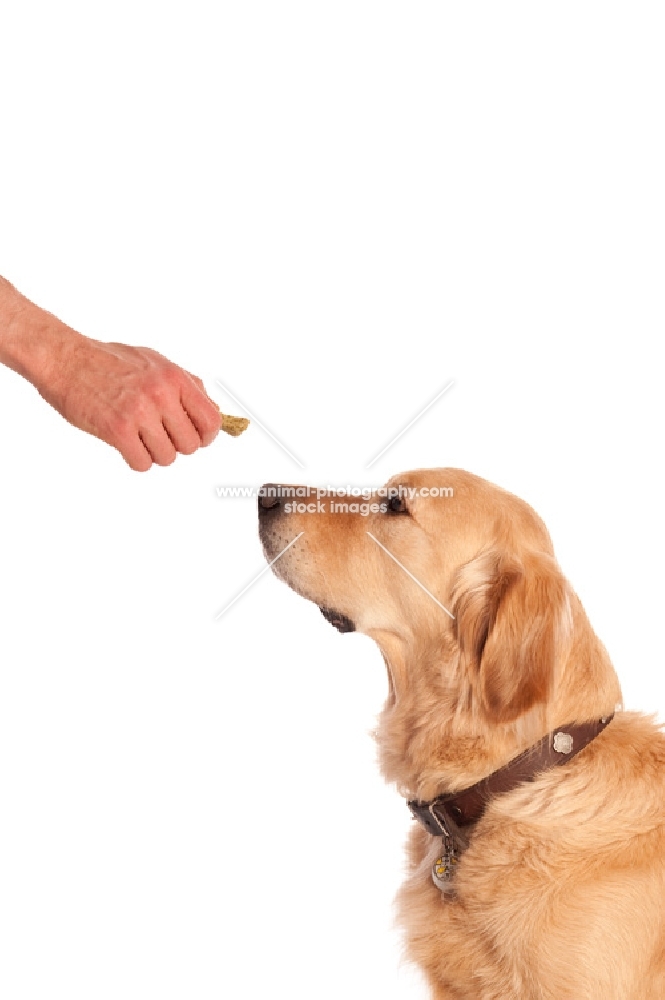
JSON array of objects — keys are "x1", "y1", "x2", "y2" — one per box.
[{"x1": 215, "y1": 404, "x2": 250, "y2": 437}]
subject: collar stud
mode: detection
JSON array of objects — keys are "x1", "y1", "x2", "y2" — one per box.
[{"x1": 553, "y1": 731, "x2": 574, "y2": 754}]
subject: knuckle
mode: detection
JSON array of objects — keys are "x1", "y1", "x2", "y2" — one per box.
[
  {"x1": 162, "y1": 365, "x2": 183, "y2": 389},
  {"x1": 147, "y1": 383, "x2": 172, "y2": 409},
  {"x1": 124, "y1": 394, "x2": 151, "y2": 424},
  {"x1": 143, "y1": 369, "x2": 180, "y2": 407},
  {"x1": 107, "y1": 413, "x2": 132, "y2": 443}
]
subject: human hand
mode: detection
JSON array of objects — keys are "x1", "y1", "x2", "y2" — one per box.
[
  {"x1": 37, "y1": 334, "x2": 222, "y2": 471},
  {"x1": 0, "y1": 277, "x2": 223, "y2": 470}
]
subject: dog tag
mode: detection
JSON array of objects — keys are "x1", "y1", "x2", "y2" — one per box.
[{"x1": 431, "y1": 838, "x2": 459, "y2": 891}]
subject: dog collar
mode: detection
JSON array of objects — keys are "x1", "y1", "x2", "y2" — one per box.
[{"x1": 408, "y1": 714, "x2": 614, "y2": 888}]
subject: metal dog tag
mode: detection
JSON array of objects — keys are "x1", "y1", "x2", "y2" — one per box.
[{"x1": 431, "y1": 837, "x2": 459, "y2": 891}]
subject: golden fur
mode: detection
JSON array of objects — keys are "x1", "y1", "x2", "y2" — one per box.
[{"x1": 259, "y1": 469, "x2": 665, "y2": 999}]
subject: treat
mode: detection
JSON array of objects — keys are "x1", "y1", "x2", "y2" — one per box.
[{"x1": 215, "y1": 404, "x2": 250, "y2": 437}]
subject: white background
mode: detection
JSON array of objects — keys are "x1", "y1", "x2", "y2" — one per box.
[{"x1": 1, "y1": 3, "x2": 663, "y2": 998}]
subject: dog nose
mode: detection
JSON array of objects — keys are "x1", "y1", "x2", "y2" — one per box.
[{"x1": 258, "y1": 485, "x2": 282, "y2": 513}]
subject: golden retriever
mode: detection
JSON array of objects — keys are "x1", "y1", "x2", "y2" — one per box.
[{"x1": 258, "y1": 468, "x2": 665, "y2": 999}]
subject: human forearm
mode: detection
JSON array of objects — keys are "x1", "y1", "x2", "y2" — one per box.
[{"x1": 0, "y1": 276, "x2": 85, "y2": 393}]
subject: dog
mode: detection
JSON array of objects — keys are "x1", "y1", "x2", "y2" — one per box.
[{"x1": 258, "y1": 468, "x2": 665, "y2": 999}]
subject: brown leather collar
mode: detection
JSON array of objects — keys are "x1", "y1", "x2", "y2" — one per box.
[{"x1": 408, "y1": 714, "x2": 614, "y2": 850}]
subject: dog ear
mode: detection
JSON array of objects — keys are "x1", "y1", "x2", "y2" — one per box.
[{"x1": 451, "y1": 549, "x2": 568, "y2": 722}]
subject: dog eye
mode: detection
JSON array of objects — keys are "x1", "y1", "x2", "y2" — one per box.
[{"x1": 388, "y1": 495, "x2": 408, "y2": 514}]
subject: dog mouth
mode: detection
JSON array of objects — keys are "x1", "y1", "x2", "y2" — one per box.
[{"x1": 319, "y1": 607, "x2": 356, "y2": 633}]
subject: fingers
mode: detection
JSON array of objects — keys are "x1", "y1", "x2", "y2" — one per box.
[
  {"x1": 109, "y1": 415, "x2": 155, "y2": 472},
  {"x1": 185, "y1": 371, "x2": 207, "y2": 393},
  {"x1": 112, "y1": 376, "x2": 220, "y2": 471},
  {"x1": 110, "y1": 416, "x2": 174, "y2": 471},
  {"x1": 161, "y1": 410, "x2": 201, "y2": 456},
  {"x1": 138, "y1": 423, "x2": 177, "y2": 467},
  {"x1": 179, "y1": 376, "x2": 221, "y2": 448}
]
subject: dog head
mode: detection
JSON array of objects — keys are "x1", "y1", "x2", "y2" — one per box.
[{"x1": 258, "y1": 468, "x2": 620, "y2": 792}]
